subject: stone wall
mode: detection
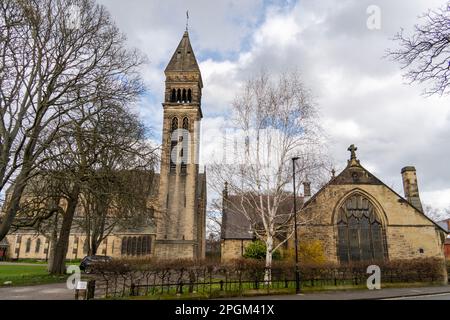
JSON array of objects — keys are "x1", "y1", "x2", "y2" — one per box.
[
  {"x1": 4, "y1": 233, "x2": 156, "y2": 260},
  {"x1": 221, "y1": 239, "x2": 253, "y2": 262},
  {"x1": 154, "y1": 241, "x2": 197, "y2": 260}
]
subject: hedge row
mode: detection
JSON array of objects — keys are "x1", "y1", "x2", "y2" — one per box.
[{"x1": 91, "y1": 257, "x2": 447, "y2": 284}]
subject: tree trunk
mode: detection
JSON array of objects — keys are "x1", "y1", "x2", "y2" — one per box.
[
  {"x1": 47, "y1": 215, "x2": 59, "y2": 272},
  {"x1": 0, "y1": 171, "x2": 30, "y2": 241},
  {"x1": 48, "y1": 185, "x2": 80, "y2": 275},
  {"x1": 90, "y1": 240, "x2": 98, "y2": 256},
  {"x1": 264, "y1": 236, "x2": 274, "y2": 284}
]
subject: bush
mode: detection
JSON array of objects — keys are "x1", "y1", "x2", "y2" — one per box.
[
  {"x1": 242, "y1": 241, "x2": 281, "y2": 261},
  {"x1": 282, "y1": 240, "x2": 327, "y2": 264}
]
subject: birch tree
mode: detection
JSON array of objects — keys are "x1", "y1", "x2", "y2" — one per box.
[{"x1": 209, "y1": 72, "x2": 327, "y2": 281}]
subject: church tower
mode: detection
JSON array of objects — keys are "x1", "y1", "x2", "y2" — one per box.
[{"x1": 155, "y1": 31, "x2": 206, "y2": 260}]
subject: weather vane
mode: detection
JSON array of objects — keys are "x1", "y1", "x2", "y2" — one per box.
[{"x1": 186, "y1": 10, "x2": 189, "y2": 31}]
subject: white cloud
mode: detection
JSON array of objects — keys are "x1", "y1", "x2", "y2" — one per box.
[{"x1": 97, "y1": 0, "x2": 450, "y2": 210}]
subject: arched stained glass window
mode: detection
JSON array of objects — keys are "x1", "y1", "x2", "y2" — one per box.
[{"x1": 337, "y1": 194, "x2": 387, "y2": 263}]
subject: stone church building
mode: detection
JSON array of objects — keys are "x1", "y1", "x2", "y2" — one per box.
[
  {"x1": 221, "y1": 145, "x2": 447, "y2": 263},
  {"x1": 2, "y1": 30, "x2": 207, "y2": 261},
  {"x1": 1, "y1": 30, "x2": 447, "y2": 266}
]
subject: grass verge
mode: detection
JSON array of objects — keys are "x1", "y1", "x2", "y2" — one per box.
[{"x1": 0, "y1": 264, "x2": 68, "y2": 287}]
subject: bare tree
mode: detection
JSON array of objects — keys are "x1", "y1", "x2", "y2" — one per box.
[
  {"x1": 11, "y1": 105, "x2": 156, "y2": 274},
  {"x1": 0, "y1": 0, "x2": 145, "y2": 241},
  {"x1": 424, "y1": 204, "x2": 450, "y2": 222},
  {"x1": 76, "y1": 108, "x2": 157, "y2": 256},
  {"x1": 209, "y1": 71, "x2": 327, "y2": 281},
  {"x1": 388, "y1": 2, "x2": 450, "y2": 96}
]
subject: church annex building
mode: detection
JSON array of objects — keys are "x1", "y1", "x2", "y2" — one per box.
[{"x1": 222, "y1": 145, "x2": 447, "y2": 264}]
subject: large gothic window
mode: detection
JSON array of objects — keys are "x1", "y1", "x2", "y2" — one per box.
[
  {"x1": 337, "y1": 194, "x2": 387, "y2": 263},
  {"x1": 121, "y1": 236, "x2": 152, "y2": 256}
]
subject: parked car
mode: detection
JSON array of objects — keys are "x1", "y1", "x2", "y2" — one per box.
[{"x1": 79, "y1": 255, "x2": 112, "y2": 274}]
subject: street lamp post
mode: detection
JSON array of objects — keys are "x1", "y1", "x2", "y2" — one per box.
[{"x1": 292, "y1": 157, "x2": 301, "y2": 294}]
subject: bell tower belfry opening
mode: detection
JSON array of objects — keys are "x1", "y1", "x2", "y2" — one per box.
[{"x1": 155, "y1": 30, "x2": 206, "y2": 260}]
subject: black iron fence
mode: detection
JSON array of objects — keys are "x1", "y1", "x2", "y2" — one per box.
[{"x1": 85, "y1": 257, "x2": 447, "y2": 299}]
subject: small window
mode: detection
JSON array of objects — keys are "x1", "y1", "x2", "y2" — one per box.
[
  {"x1": 131, "y1": 237, "x2": 137, "y2": 256},
  {"x1": 35, "y1": 239, "x2": 41, "y2": 253},
  {"x1": 171, "y1": 117, "x2": 178, "y2": 132},
  {"x1": 137, "y1": 237, "x2": 142, "y2": 255},
  {"x1": 121, "y1": 237, "x2": 128, "y2": 255},
  {"x1": 182, "y1": 117, "x2": 189, "y2": 130},
  {"x1": 25, "y1": 238, "x2": 31, "y2": 253},
  {"x1": 146, "y1": 236, "x2": 152, "y2": 254}
]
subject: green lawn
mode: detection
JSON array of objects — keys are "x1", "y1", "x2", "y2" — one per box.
[{"x1": 0, "y1": 264, "x2": 69, "y2": 287}]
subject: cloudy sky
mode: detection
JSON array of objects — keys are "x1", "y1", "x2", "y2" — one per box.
[{"x1": 97, "y1": 0, "x2": 450, "y2": 210}]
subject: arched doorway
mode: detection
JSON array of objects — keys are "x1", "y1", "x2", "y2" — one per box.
[{"x1": 336, "y1": 193, "x2": 388, "y2": 263}]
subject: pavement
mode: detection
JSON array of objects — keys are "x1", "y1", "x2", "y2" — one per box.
[
  {"x1": 0, "y1": 283, "x2": 75, "y2": 300},
  {"x1": 233, "y1": 285, "x2": 450, "y2": 300},
  {"x1": 0, "y1": 282, "x2": 450, "y2": 300}
]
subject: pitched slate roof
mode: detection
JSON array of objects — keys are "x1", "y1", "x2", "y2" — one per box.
[
  {"x1": 165, "y1": 31, "x2": 201, "y2": 75},
  {"x1": 221, "y1": 194, "x2": 302, "y2": 240}
]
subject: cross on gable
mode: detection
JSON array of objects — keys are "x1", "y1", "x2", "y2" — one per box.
[{"x1": 348, "y1": 144, "x2": 358, "y2": 160}]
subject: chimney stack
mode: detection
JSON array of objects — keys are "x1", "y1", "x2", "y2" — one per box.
[
  {"x1": 303, "y1": 181, "x2": 311, "y2": 201},
  {"x1": 401, "y1": 166, "x2": 423, "y2": 212}
]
